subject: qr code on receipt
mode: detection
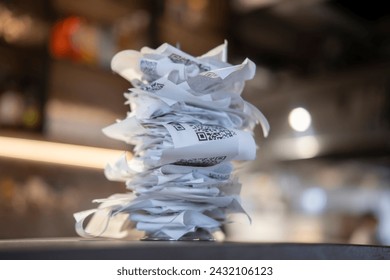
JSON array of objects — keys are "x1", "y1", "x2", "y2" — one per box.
[{"x1": 189, "y1": 123, "x2": 236, "y2": 142}]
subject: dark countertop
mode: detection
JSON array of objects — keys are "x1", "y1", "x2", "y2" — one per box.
[{"x1": 0, "y1": 238, "x2": 389, "y2": 259}]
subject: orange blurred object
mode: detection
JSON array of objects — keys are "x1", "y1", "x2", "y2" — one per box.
[{"x1": 49, "y1": 16, "x2": 83, "y2": 61}]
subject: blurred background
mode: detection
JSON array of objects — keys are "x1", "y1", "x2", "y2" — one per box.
[{"x1": 0, "y1": 0, "x2": 389, "y2": 245}]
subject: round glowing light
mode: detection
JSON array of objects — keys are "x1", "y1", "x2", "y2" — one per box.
[{"x1": 288, "y1": 107, "x2": 312, "y2": 132}]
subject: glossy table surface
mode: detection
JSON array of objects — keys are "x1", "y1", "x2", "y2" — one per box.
[{"x1": 0, "y1": 238, "x2": 389, "y2": 259}]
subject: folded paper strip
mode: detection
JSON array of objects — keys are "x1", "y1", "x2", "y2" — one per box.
[{"x1": 74, "y1": 41, "x2": 269, "y2": 240}]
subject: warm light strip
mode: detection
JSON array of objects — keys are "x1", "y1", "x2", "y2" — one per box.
[{"x1": 0, "y1": 136, "x2": 124, "y2": 169}]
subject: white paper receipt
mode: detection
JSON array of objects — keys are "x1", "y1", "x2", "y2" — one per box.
[{"x1": 74, "y1": 41, "x2": 269, "y2": 240}]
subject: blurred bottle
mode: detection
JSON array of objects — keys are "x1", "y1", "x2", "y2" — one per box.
[
  {"x1": 49, "y1": 13, "x2": 150, "y2": 68},
  {"x1": 0, "y1": 80, "x2": 24, "y2": 128},
  {"x1": 0, "y1": 78, "x2": 42, "y2": 131}
]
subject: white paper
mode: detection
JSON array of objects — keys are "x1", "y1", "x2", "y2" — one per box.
[{"x1": 74, "y1": 42, "x2": 268, "y2": 240}]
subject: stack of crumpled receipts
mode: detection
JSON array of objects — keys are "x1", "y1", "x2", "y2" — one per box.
[{"x1": 74, "y1": 41, "x2": 269, "y2": 240}]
